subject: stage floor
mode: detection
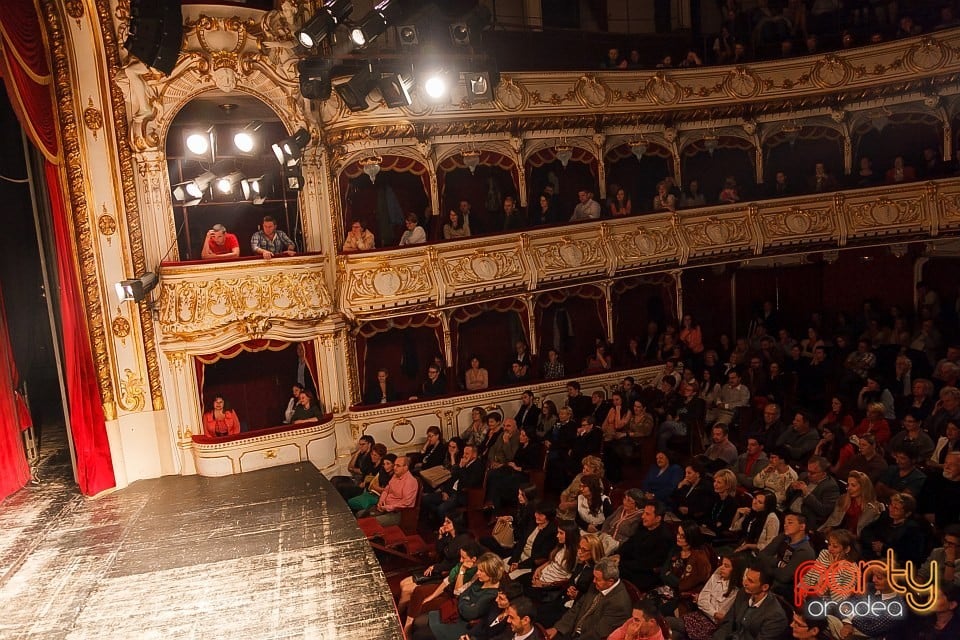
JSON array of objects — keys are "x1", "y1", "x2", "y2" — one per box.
[{"x1": 0, "y1": 453, "x2": 402, "y2": 640}]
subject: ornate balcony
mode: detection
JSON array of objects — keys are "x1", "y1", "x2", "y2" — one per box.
[{"x1": 336, "y1": 178, "x2": 960, "y2": 320}]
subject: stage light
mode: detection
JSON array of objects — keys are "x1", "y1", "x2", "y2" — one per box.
[
  {"x1": 241, "y1": 175, "x2": 267, "y2": 204},
  {"x1": 184, "y1": 126, "x2": 215, "y2": 159},
  {"x1": 335, "y1": 65, "x2": 378, "y2": 111},
  {"x1": 298, "y1": 58, "x2": 334, "y2": 100},
  {"x1": 172, "y1": 181, "x2": 203, "y2": 206},
  {"x1": 187, "y1": 170, "x2": 216, "y2": 198},
  {"x1": 449, "y1": 4, "x2": 492, "y2": 46},
  {"x1": 397, "y1": 24, "x2": 419, "y2": 46},
  {"x1": 272, "y1": 128, "x2": 310, "y2": 167},
  {"x1": 377, "y1": 72, "x2": 413, "y2": 108},
  {"x1": 297, "y1": 0, "x2": 353, "y2": 48},
  {"x1": 115, "y1": 272, "x2": 159, "y2": 303},
  {"x1": 216, "y1": 171, "x2": 244, "y2": 194},
  {"x1": 462, "y1": 70, "x2": 497, "y2": 103},
  {"x1": 349, "y1": 0, "x2": 402, "y2": 48},
  {"x1": 233, "y1": 121, "x2": 263, "y2": 154},
  {"x1": 282, "y1": 164, "x2": 305, "y2": 191},
  {"x1": 422, "y1": 71, "x2": 450, "y2": 101}
]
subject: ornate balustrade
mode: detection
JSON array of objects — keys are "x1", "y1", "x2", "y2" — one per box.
[
  {"x1": 337, "y1": 178, "x2": 960, "y2": 319},
  {"x1": 320, "y1": 30, "x2": 960, "y2": 143},
  {"x1": 156, "y1": 254, "x2": 335, "y2": 352}
]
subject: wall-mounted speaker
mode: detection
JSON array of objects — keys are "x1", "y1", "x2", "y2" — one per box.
[{"x1": 124, "y1": 0, "x2": 183, "y2": 75}]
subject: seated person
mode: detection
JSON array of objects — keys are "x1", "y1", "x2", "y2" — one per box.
[
  {"x1": 884, "y1": 155, "x2": 916, "y2": 184},
  {"x1": 411, "y1": 364, "x2": 446, "y2": 399},
  {"x1": 442, "y1": 208, "x2": 470, "y2": 240},
  {"x1": 290, "y1": 390, "x2": 323, "y2": 423},
  {"x1": 652, "y1": 180, "x2": 677, "y2": 211},
  {"x1": 347, "y1": 448, "x2": 394, "y2": 512},
  {"x1": 505, "y1": 360, "x2": 530, "y2": 385},
  {"x1": 570, "y1": 189, "x2": 601, "y2": 222},
  {"x1": 202, "y1": 394, "x2": 240, "y2": 437},
  {"x1": 729, "y1": 489, "x2": 780, "y2": 554},
  {"x1": 357, "y1": 455, "x2": 418, "y2": 525},
  {"x1": 201, "y1": 224, "x2": 240, "y2": 259},
  {"x1": 808, "y1": 162, "x2": 837, "y2": 193},
  {"x1": 342, "y1": 220, "x2": 375, "y2": 252},
  {"x1": 671, "y1": 460, "x2": 717, "y2": 521},
  {"x1": 364, "y1": 368, "x2": 398, "y2": 405},
  {"x1": 501, "y1": 196, "x2": 527, "y2": 231},
  {"x1": 757, "y1": 512, "x2": 815, "y2": 598},
  {"x1": 398, "y1": 213, "x2": 426, "y2": 246},
  {"x1": 250, "y1": 215, "x2": 296, "y2": 258},
  {"x1": 283, "y1": 383, "x2": 304, "y2": 423}
]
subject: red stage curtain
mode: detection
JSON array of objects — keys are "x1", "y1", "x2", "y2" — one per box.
[
  {"x1": 47, "y1": 163, "x2": 116, "y2": 495},
  {"x1": 0, "y1": 0, "x2": 116, "y2": 495},
  {"x1": 0, "y1": 281, "x2": 30, "y2": 500}
]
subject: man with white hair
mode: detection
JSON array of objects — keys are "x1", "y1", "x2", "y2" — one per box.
[{"x1": 919, "y1": 451, "x2": 960, "y2": 530}]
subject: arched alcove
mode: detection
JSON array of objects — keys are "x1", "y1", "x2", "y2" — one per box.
[
  {"x1": 854, "y1": 112, "x2": 943, "y2": 181},
  {"x1": 764, "y1": 125, "x2": 844, "y2": 191},
  {"x1": 356, "y1": 316, "x2": 444, "y2": 401},
  {"x1": 681, "y1": 136, "x2": 756, "y2": 204},
  {"x1": 604, "y1": 143, "x2": 673, "y2": 214},
  {"x1": 453, "y1": 300, "x2": 529, "y2": 389},
  {"x1": 437, "y1": 151, "x2": 519, "y2": 236},
  {"x1": 166, "y1": 94, "x2": 298, "y2": 260},
  {"x1": 339, "y1": 155, "x2": 430, "y2": 248},
  {"x1": 536, "y1": 286, "x2": 607, "y2": 376},
  {"x1": 526, "y1": 147, "x2": 599, "y2": 220},
  {"x1": 612, "y1": 275, "x2": 676, "y2": 352}
]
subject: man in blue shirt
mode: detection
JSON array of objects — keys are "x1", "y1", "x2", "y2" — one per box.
[{"x1": 250, "y1": 215, "x2": 295, "y2": 258}]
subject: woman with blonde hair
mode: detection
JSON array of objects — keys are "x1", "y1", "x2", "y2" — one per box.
[
  {"x1": 819, "y1": 470, "x2": 882, "y2": 536},
  {"x1": 706, "y1": 469, "x2": 739, "y2": 538},
  {"x1": 850, "y1": 402, "x2": 891, "y2": 446},
  {"x1": 411, "y1": 552, "x2": 505, "y2": 640}
]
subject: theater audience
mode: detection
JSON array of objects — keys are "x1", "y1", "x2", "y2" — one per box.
[{"x1": 730, "y1": 489, "x2": 781, "y2": 554}]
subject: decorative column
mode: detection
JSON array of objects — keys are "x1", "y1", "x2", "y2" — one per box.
[
  {"x1": 522, "y1": 294, "x2": 538, "y2": 355},
  {"x1": 600, "y1": 280, "x2": 615, "y2": 346},
  {"x1": 593, "y1": 132, "x2": 607, "y2": 200},
  {"x1": 671, "y1": 270, "x2": 684, "y2": 321},
  {"x1": 435, "y1": 310, "x2": 453, "y2": 367},
  {"x1": 511, "y1": 135, "x2": 527, "y2": 206}
]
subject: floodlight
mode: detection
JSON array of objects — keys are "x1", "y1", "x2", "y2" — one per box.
[
  {"x1": 186, "y1": 171, "x2": 216, "y2": 198},
  {"x1": 184, "y1": 126, "x2": 215, "y2": 159},
  {"x1": 216, "y1": 171, "x2": 244, "y2": 194},
  {"x1": 241, "y1": 175, "x2": 268, "y2": 204},
  {"x1": 462, "y1": 70, "x2": 497, "y2": 103},
  {"x1": 397, "y1": 24, "x2": 419, "y2": 47},
  {"x1": 298, "y1": 58, "x2": 334, "y2": 100},
  {"x1": 282, "y1": 164, "x2": 305, "y2": 191},
  {"x1": 271, "y1": 128, "x2": 310, "y2": 167},
  {"x1": 335, "y1": 65, "x2": 378, "y2": 112},
  {"x1": 422, "y1": 71, "x2": 450, "y2": 100},
  {"x1": 297, "y1": 11, "x2": 336, "y2": 49},
  {"x1": 349, "y1": 0, "x2": 401, "y2": 48},
  {"x1": 233, "y1": 121, "x2": 263, "y2": 154},
  {"x1": 449, "y1": 5, "x2": 492, "y2": 46},
  {"x1": 378, "y1": 72, "x2": 413, "y2": 108},
  {"x1": 115, "y1": 272, "x2": 159, "y2": 303},
  {"x1": 172, "y1": 181, "x2": 202, "y2": 206}
]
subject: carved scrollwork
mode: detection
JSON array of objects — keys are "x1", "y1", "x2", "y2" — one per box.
[
  {"x1": 811, "y1": 55, "x2": 853, "y2": 88},
  {"x1": 684, "y1": 216, "x2": 752, "y2": 248},
  {"x1": 618, "y1": 227, "x2": 679, "y2": 260},
  {"x1": 117, "y1": 368, "x2": 145, "y2": 412},
  {"x1": 444, "y1": 249, "x2": 525, "y2": 285},
  {"x1": 644, "y1": 72, "x2": 682, "y2": 105},
  {"x1": 494, "y1": 75, "x2": 528, "y2": 112},
  {"x1": 847, "y1": 197, "x2": 924, "y2": 229},
  {"x1": 347, "y1": 262, "x2": 432, "y2": 300},
  {"x1": 906, "y1": 37, "x2": 949, "y2": 72},
  {"x1": 533, "y1": 237, "x2": 604, "y2": 270},
  {"x1": 391, "y1": 419, "x2": 416, "y2": 446},
  {"x1": 156, "y1": 269, "x2": 333, "y2": 340},
  {"x1": 724, "y1": 66, "x2": 761, "y2": 99},
  {"x1": 575, "y1": 75, "x2": 609, "y2": 107},
  {"x1": 760, "y1": 206, "x2": 836, "y2": 238}
]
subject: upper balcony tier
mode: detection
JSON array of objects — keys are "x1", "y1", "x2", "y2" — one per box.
[
  {"x1": 157, "y1": 177, "x2": 960, "y2": 335},
  {"x1": 319, "y1": 30, "x2": 960, "y2": 144}
]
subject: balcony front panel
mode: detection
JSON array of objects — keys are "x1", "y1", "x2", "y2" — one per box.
[
  {"x1": 338, "y1": 247, "x2": 437, "y2": 318},
  {"x1": 156, "y1": 255, "x2": 333, "y2": 349},
  {"x1": 434, "y1": 239, "x2": 529, "y2": 305},
  {"x1": 526, "y1": 225, "x2": 614, "y2": 286},
  {"x1": 606, "y1": 214, "x2": 685, "y2": 272},
  {"x1": 840, "y1": 188, "x2": 932, "y2": 242}
]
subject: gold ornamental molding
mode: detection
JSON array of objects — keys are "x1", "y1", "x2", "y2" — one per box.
[
  {"x1": 156, "y1": 256, "x2": 334, "y2": 345},
  {"x1": 42, "y1": 0, "x2": 117, "y2": 416},
  {"x1": 318, "y1": 30, "x2": 960, "y2": 138},
  {"x1": 333, "y1": 177, "x2": 960, "y2": 320}
]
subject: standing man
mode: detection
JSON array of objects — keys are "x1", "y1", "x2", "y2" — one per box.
[
  {"x1": 570, "y1": 190, "x2": 601, "y2": 222},
  {"x1": 201, "y1": 223, "x2": 240, "y2": 259},
  {"x1": 250, "y1": 215, "x2": 296, "y2": 258},
  {"x1": 515, "y1": 390, "x2": 540, "y2": 432}
]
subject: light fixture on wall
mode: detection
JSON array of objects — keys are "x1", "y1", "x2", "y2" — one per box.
[
  {"x1": 349, "y1": 0, "x2": 401, "y2": 48},
  {"x1": 377, "y1": 70, "x2": 414, "y2": 108},
  {"x1": 272, "y1": 128, "x2": 310, "y2": 167},
  {"x1": 296, "y1": 0, "x2": 353, "y2": 48},
  {"x1": 216, "y1": 171, "x2": 244, "y2": 194},
  {"x1": 555, "y1": 143, "x2": 573, "y2": 168},
  {"x1": 115, "y1": 272, "x2": 159, "y2": 303},
  {"x1": 461, "y1": 149, "x2": 481, "y2": 174},
  {"x1": 185, "y1": 125, "x2": 216, "y2": 160},
  {"x1": 629, "y1": 138, "x2": 648, "y2": 162},
  {"x1": 241, "y1": 175, "x2": 268, "y2": 204},
  {"x1": 335, "y1": 64, "x2": 378, "y2": 111},
  {"x1": 703, "y1": 132, "x2": 719, "y2": 156},
  {"x1": 233, "y1": 121, "x2": 263, "y2": 154},
  {"x1": 360, "y1": 155, "x2": 382, "y2": 183}
]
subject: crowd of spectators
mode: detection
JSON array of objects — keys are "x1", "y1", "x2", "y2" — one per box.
[
  {"x1": 599, "y1": 4, "x2": 960, "y2": 72},
  {"x1": 345, "y1": 280, "x2": 960, "y2": 639}
]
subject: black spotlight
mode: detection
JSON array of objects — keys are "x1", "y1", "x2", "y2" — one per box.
[
  {"x1": 449, "y1": 4, "x2": 491, "y2": 47},
  {"x1": 335, "y1": 65, "x2": 378, "y2": 112},
  {"x1": 377, "y1": 72, "x2": 414, "y2": 108},
  {"x1": 124, "y1": 0, "x2": 184, "y2": 75},
  {"x1": 349, "y1": 0, "x2": 403, "y2": 48},
  {"x1": 298, "y1": 58, "x2": 334, "y2": 100},
  {"x1": 296, "y1": 0, "x2": 354, "y2": 48},
  {"x1": 272, "y1": 128, "x2": 310, "y2": 167},
  {"x1": 396, "y1": 24, "x2": 419, "y2": 47}
]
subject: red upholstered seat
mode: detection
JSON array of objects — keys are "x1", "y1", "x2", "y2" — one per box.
[{"x1": 357, "y1": 517, "x2": 385, "y2": 539}]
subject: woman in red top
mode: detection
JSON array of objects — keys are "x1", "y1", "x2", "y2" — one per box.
[
  {"x1": 817, "y1": 396, "x2": 856, "y2": 435},
  {"x1": 814, "y1": 423, "x2": 856, "y2": 477},
  {"x1": 202, "y1": 394, "x2": 241, "y2": 437},
  {"x1": 850, "y1": 402, "x2": 891, "y2": 446}
]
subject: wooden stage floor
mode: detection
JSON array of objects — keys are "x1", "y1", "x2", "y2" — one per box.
[{"x1": 0, "y1": 454, "x2": 402, "y2": 640}]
